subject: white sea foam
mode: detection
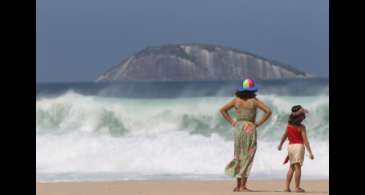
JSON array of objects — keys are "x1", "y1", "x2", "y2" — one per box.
[{"x1": 36, "y1": 91, "x2": 329, "y2": 181}]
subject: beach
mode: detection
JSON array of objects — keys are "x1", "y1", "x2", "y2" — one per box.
[{"x1": 36, "y1": 180, "x2": 328, "y2": 195}]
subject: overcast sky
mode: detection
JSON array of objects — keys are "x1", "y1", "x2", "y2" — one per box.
[{"x1": 36, "y1": 0, "x2": 328, "y2": 82}]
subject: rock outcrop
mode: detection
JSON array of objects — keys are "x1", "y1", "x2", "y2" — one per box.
[{"x1": 96, "y1": 43, "x2": 308, "y2": 81}]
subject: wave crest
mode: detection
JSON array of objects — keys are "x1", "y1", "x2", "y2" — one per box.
[{"x1": 36, "y1": 91, "x2": 328, "y2": 140}]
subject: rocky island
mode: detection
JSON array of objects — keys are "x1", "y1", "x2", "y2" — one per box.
[{"x1": 96, "y1": 43, "x2": 309, "y2": 81}]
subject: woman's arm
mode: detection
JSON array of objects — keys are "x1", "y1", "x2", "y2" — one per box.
[
  {"x1": 301, "y1": 126, "x2": 314, "y2": 159},
  {"x1": 219, "y1": 98, "x2": 237, "y2": 127},
  {"x1": 278, "y1": 128, "x2": 288, "y2": 151},
  {"x1": 254, "y1": 98, "x2": 272, "y2": 128}
]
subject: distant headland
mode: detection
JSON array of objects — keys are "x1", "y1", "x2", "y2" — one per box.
[{"x1": 96, "y1": 43, "x2": 310, "y2": 82}]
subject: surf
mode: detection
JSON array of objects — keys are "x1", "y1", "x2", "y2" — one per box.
[{"x1": 36, "y1": 90, "x2": 329, "y2": 181}]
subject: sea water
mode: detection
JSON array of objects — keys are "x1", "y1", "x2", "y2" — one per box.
[{"x1": 36, "y1": 79, "x2": 329, "y2": 182}]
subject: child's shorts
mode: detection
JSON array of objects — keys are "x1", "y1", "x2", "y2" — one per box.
[{"x1": 288, "y1": 143, "x2": 305, "y2": 166}]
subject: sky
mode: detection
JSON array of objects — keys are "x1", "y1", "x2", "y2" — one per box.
[{"x1": 36, "y1": 0, "x2": 329, "y2": 82}]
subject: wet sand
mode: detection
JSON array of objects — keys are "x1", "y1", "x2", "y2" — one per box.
[{"x1": 36, "y1": 180, "x2": 329, "y2": 195}]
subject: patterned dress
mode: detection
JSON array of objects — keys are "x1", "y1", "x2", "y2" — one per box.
[{"x1": 224, "y1": 104, "x2": 257, "y2": 178}]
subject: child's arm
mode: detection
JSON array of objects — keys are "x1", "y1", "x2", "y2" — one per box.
[
  {"x1": 277, "y1": 128, "x2": 288, "y2": 151},
  {"x1": 301, "y1": 126, "x2": 314, "y2": 159}
]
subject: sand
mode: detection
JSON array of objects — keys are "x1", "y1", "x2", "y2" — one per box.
[{"x1": 36, "y1": 180, "x2": 328, "y2": 195}]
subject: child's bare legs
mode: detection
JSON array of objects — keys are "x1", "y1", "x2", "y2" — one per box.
[
  {"x1": 294, "y1": 163, "x2": 305, "y2": 192},
  {"x1": 233, "y1": 178, "x2": 241, "y2": 192},
  {"x1": 285, "y1": 164, "x2": 295, "y2": 192}
]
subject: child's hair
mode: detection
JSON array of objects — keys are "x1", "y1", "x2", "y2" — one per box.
[{"x1": 288, "y1": 105, "x2": 306, "y2": 125}]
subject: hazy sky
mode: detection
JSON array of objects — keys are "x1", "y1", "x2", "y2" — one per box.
[{"x1": 36, "y1": 0, "x2": 328, "y2": 82}]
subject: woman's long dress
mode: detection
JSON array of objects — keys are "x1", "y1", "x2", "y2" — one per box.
[{"x1": 224, "y1": 106, "x2": 257, "y2": 178}]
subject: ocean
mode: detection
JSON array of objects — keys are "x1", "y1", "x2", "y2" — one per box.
[{"x1": 36, "y1": 79, "x2": 329, "y2": 182}]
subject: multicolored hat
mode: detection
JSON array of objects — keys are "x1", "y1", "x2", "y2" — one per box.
[{"x1": 238, "y1": 79, "x2": 258, "y2": 92}]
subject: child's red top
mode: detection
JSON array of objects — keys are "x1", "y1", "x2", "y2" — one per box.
[{"x1": 287, "y1": 124, "x2": 304, "y2": 144}]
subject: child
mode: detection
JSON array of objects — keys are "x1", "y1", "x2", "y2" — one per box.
[{"x1": 277, "y1": 105, "x2": 314, "y2": 192}]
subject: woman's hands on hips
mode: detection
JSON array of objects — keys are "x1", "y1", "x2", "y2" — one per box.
[{"x1": 231, "y1": 120, "x2": 237, "y2": 127}]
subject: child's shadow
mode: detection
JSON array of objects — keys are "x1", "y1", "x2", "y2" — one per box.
[{"x1": 251, "y1": 189, "x2": 328, "y2": 194}]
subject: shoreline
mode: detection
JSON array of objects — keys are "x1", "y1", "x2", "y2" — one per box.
[{"x1": 37, "y1": 179, "x2": 328, "y2": 195}]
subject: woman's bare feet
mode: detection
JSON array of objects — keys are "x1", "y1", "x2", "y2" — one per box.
[
  {"x1": 240, "y1": 187, "x2": 253, "y2": 192},
  {"x1": 284, "y1": 188, "x2": 291, "y2": 192},
  {"x1": 295, "y1": 187, "x2": 305, "y2": 192},
  {"x1": 233, "y1": 187, "x2": 240, "y2": 192}
]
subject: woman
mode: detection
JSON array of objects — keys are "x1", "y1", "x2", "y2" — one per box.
[{"x1": 220, "y1": 79, "x2": 272, "y2": 192}]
